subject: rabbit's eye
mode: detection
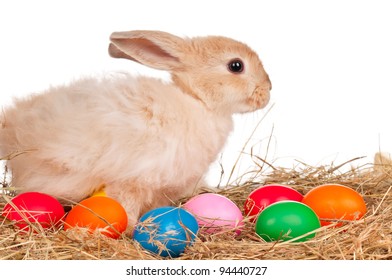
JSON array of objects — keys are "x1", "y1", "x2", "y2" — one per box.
[{"x1": 228, "y1": 59, "x2": 244, "y2": 73}]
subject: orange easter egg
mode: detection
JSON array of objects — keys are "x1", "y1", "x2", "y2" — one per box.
[
  {"x1": 302, "y1": 184, "x2": 367, "y2": 226},
  {"x1": 64, "y1": 196, "x2": 128, "y2": 239}
]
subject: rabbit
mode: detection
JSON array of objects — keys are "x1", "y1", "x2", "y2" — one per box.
[{"x1": 0, "y1": 30, "x2": 271, "y2": 229}]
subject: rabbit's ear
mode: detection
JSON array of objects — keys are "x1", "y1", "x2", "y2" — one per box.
[{"x1": 109, "y1": 30, "x2": 184, "y2": 71}]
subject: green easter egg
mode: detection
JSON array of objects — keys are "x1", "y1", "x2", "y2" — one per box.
[{"x1": 255, "y1": 201, "x2": 320, "y2": 242}]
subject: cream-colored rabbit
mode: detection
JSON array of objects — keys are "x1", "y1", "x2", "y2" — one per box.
[{"x1": 0, "y1": 30, "x2": 271, "y2": 228}]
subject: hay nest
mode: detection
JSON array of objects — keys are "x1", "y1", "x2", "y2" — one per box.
[{"x1": 0, "y1": 157, "x2": 391, "y2": 260}]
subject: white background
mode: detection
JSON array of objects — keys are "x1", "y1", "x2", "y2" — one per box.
[
  {"x1": 1, "y1": 260, "x2": 390, "y2": 280},
  {"x1": 1, "y1": 0, "x2": 392, "y2": 186}
]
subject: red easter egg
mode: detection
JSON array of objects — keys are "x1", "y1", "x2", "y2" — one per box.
[
  {"x1": 244, "y1": 184, "x2": 303, "y2": 222},
  {"x1": 2, "y1": 192, "x2": 65, "y2": 231}
]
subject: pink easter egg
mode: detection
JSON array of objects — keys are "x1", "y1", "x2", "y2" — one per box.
[{"x1": 183, "y1": 193, "x2": 244, "y2": 235}]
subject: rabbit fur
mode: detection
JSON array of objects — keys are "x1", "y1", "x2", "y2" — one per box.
[{"x1": 0, "y1": 30, "x2": 271, "y2": 228}]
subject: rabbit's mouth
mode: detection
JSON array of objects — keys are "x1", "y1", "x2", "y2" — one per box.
[{"x1": 246, "y1": 86, "x2": 270, "y2": 111}]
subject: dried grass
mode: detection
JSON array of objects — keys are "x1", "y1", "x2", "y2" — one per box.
[{"x1": 0, "y1": 156, "x2": 391, "y2": 260}]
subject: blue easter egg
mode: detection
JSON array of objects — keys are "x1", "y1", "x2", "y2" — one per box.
[{"x1": 133, "y1": 206, "x2": 199, "y2": 257}]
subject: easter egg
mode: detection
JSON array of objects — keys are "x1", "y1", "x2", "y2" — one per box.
[
  {"x1": 183, "y1": 193, "x2": 244, "y2": 235},
  {"x1": 302, "y1": 184, "x2": 367, "y2": 226},
  {"x1": 133, "y1": 206, "x2": 198, "y2": 257},
  {"x1": 91, "y1": 189, "x2": 106, "y2": 197},
  {"x1": 255, "y1": 201, "x2": 320, "y2": 242},
  {"x1": 2, "y1": 192, "x2": 65, "y2": 231},
  {"x1": 244, "y1": 184, "x2": 303, "y2": 222},
  {"x1": 64, "y1": 196, "x2": 128, "y2": 239}
]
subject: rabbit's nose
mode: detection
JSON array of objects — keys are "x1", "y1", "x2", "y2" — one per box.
[
  {"x1": 259, "y1": 80, "x2": 271, "y2": 93},
  {"x1": 265, "y1": 74, "x2": 272, "y2": 91}
]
